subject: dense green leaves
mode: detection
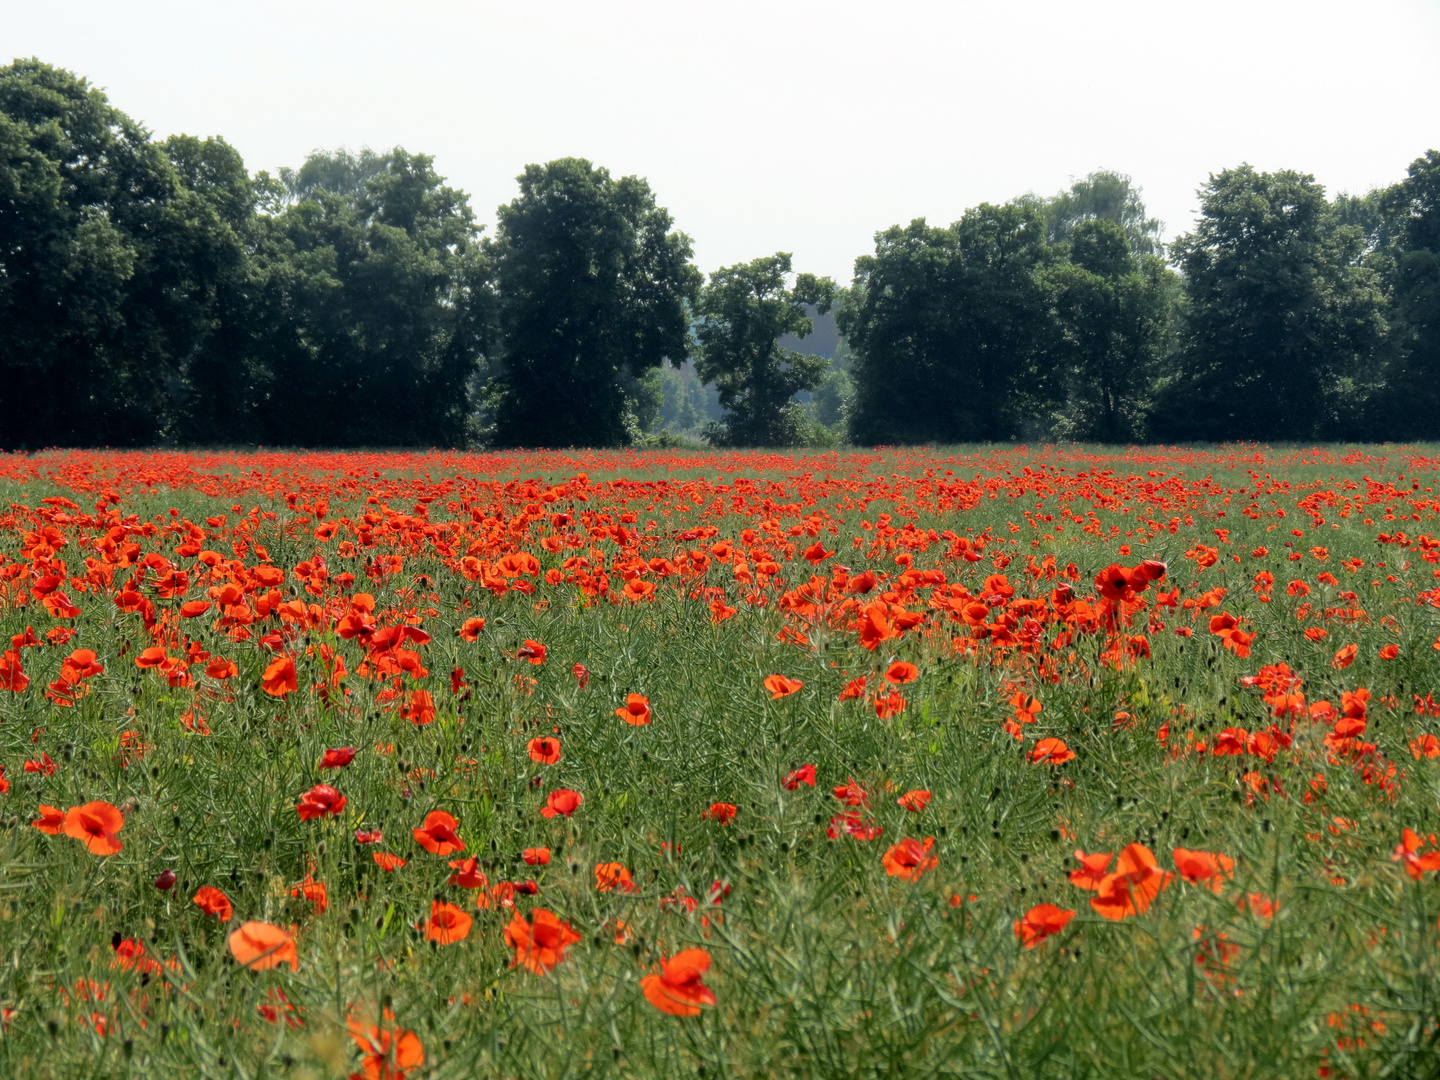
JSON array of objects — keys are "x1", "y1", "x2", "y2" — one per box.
[
  {"x1": 840, "y1": 205, "x2": 1055, "y2": 445},
  {"x1": 1152, "y1": 166, "x2": 1387, "y2": 442},
  {"x1": 487, "y1": 159, "x2": 700, "y2": 448},
  {"x1": 694, "y1": 253, "x2": 836, "y2": 446}
]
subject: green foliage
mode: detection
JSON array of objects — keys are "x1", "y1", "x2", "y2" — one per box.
[
  {"x1": 1042, "y1": 219, "x2": 1180, "y2": 442},
  {"x1": 840, "y1": 205, "x2": 1056, "y2": 445},
  {"x1": 1369, "y1": 151, "x2": 1440, "y2": 438},
  {"x1": 694, "y1": 253, "x2": 836, "y2": 447},
  {"x1": 1153, "y1": 166, "x2": 1388, "y2": 442},
  {"x1": 488, "y1": 159, "x2": 700, "y2": 448},
  {"x1": 1035, "y1": 169, "x2": 1165, "y2": 257},
  {"x1": 0, "y1": 60, "x2": 239, "y2": 448}
]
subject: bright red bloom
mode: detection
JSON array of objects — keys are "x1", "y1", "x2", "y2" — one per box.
[
  {"x1": 782, "y1": 763, "x2": 816, "y2": 789},
  {"x1": 522, "y1": 847, "x2": 552, "y2": 866},
  {"x1": 261, "y1": 656, "x2": 298, "y2": 697},
  {"x1": 1014, "y1": 903, "x2": 1074, "y2": 948},
  {"x1": 882, "y1": 836, "x2": 938, "y2": 881},
  {"x1": 517, "y1": 640, "x2": 547, "y2": 665},
  {"x1": 413, "y1": 810, "x2": 463, "y2": 855},
  {"x1": 422, "y1": 901, "x2": 473, "y2": 944},
  {"x1": 884, "y1": 661, "x2": 918, "y2": 684},
  {"x1": 1172, "y1": 847, "x2": 1235, "y2": 893},
  {"x1": 319, "y1": 746, "x2": 357, "y2": 770},
  {"x1": 62, "y1": 801, "x2": 124, "y2": 855},
  {"x1": 504, "y1": 908, "x2": 581, "y2": 974},
  {"x1": 896, "y1": 789, "x2": 931, "y2": 813},
  {"x1": 1028, "y1": 738, "x2": 1075, "y2": 765},
  {"x1": 540, "y1": 789, "x2": 583, "y2": 818},
  {"x1": 527, "y1": 736, "x2": 561, "y2": 764},
  {"x1": 1087, "y1": 843, "x2": 1173, "y2": 921},
  {"x1": 616, "y1": 693, "x2": 652, "y2": 725},
  {"x1": 764, "y1": 674, "x2": 804, "y2": 699},
  {"x1": 701, "y1": 802, "x2": 738, "y2": 825},
  {"x1": 641, "y1": 948, "x2": 716, "y2": 1016},
  {"x1": 193, "y1": 885, "x2": 234, "y2": 921},
  {"x1": 297, "y1": 784, "x2": 346, "y2": 821}
]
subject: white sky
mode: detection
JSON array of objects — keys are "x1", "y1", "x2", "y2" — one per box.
[{"x1": 9, "y1": 0, "x2": 1440, "y2": 283}]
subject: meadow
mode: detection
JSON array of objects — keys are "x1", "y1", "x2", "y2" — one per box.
[{"x1": 0, "y1": 443, "x2": 1438, "y2": 1080}]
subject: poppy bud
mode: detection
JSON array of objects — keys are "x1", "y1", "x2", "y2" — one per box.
[{"x1": 154, "y1": 869, "x2": 176, "y2": 891}]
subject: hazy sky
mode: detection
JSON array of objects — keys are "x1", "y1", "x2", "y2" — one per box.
[{"x1": 10, "y1": 0, "x2": 1440, "y2": 282}]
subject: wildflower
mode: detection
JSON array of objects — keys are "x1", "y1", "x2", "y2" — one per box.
[
  {"x1": 641, "y1": 949, "x2": 716, "y2": 1016},
  {"x1": 896, "y1": 789, "x2": 931, "y2": 813},
  {"x1": 517, "y1": 640, "x2": 547, "y2": 665},
  {"x1": 297, "y1": 784, "x2": 346, "y2": 821},
  {"x1": 702, "y1": 802, "x2": 737, "y2": 825},
  {"x1": 372, "y1": 852, "x2": 407, "y2": 872},
  {"x1": 522, "y1": 847, "x2": 552, "y2": 866},
  {"x1": 1394, "y1": 828, "x2": 1440, "y2": 880},
  {"x1": 1332, "y1": 644, "x2": 1358, "y2": 669},
  {"x1": 827, "y1": 812, "x2": 883, "y2": 841},
  {"x1": 1028, "y1": 738, "x2": 1075, "y2": 765},
  {"x1": 1409, "y1": 734, "x2": 1440, "y2": 760},
  {"x1": 803, "y1": 542, "x2": 834, "y2": 564},
  {"x1": 594, "y1": 862, "x2": 639, "y2": 893},
  {"x1": 348, "y1": 1018, "x2": 424, "y2": 1080},
  {"x1": 1172, "y1": 848, "x2": 1235, "y2": 893},
  {"x1": 872, "y1": 690, "x2": 906, "y2": 719},
  {"x1": 355, "y1": 829, "x2": 382, "y2": 844},
  {"x1": 882, "y1": 836, "x2": 938, "y2": 881},
  {"x1": 260, "y1": 656, "x2": 298, "y2": 697},
  {"x1": 62, "y1": 801, "x2": 124, "y2": 855},
  {"x1": 540, "y1": 789, "x2": 583, "y2": 818},
  {"x1": 447, "y1": 856, "x2": 487, "y2": 889},
  {"x1": 528, "y1": 736, "x2": 561, "y2": 764},
  {"x1": 413, "y1": 810, "x2": 464, "y2": 855},
  {"x1": 459, "y1": 617, "x2": 486, "y2": 641},
  {"x1": 422, "y1": 901, "x2": 473, "y2": 944},
  {"x1": 1068, "y1": 850, "x2": 1112, "y2": 890},
  {"x1": 289, "y1": 874, "x2": 328, "y2": 914},
  {"x1": 572, "y1": 662, "x2": 590, "y2": 688},
  {"x1": 884, "y1": 661, "x2": 918, "y2": 685},
  {"x1": 319, "y1": 747, "x2": 357, "y2": 770},
  {"x1": 228, "y1": 921, "x2": 299, "y2": 972},
  {"x1": 193, "y1": 885, "x2": 233, "y2": 921},
  {"x1": 1379, "y1": 644, "x2": 1399, "y2": 660},
  {"x1": 504, "y1": 908, "x2": 581, "y2": 974},
  {"x1": 832, "y1": 777, "x2": 869, "y2": 807},
  {"x1": 615, "y1": 693, "x2": 652, "y2": 725},
  {"x1": 782, "y1": 764, "x2": 817, "y2": 789},
  {"x1": 1083, "y1": 843, "x2": 1173, "y2": 921},
  {"x1": 1014, "y1": 904, "x2": 1074, "y2": 949},
  {"x1": 764, "y1": 674, "x2": 804, "y2": 698}
]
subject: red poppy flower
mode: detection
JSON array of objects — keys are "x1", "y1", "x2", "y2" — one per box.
[
  {"x1": 884, "y1": 661, "x2": 918, "y2": 685},
  {"x1": 1088, "y1": 843, "x2": 1173, "y2": 920},
  {"x1": 1014, "y1": 904, "x2": 1074, "y2": 949},
  {"x1": 423, "y1": 900, "x2": 473, "y2": 944},
  {"x1": 896, "y1": 789, "x2": 931, "y2": 813},
  {"x1": 413, "y1": 810, "x2": 464, "y2": 855},
  {"x1": 296, "y1": 784, "x2": 346, "y2": 821},
  {"x1": 261, "y1": 656, "x2": 297, "y2": 697},
  {"x1": 594, "y1": 862, "x2": 640, "y2": 893},
  {"x1": 517, "y1": 640, "x2": 547, "y2": 665},
  {"x1": 228, "y1": 921, "x2": 298, "y2": 972},
  {"x1": 459, "y1": 618, "x2": 486, "y2": 642},
  {"x1": 319, "y1": 746, "x2": 356, "y2": 770},
  {"x1": 179, "y1": 600, "x2": 212, "y2": 618},
  {"x1": 527, "y1": 737, "x2": 561, "y2": 764},
  {"x1": 1172, "y1": 847, "x2": 1236, "y2": 893},
  {"x1": 62, "y1": 801, "x2": 124, "y2": 855},
  {"x1": 701, "y1": 802, "x2": 737, "y2": 825},
  {"x1": 193, "y1": 885, "x2": 234, "y2": 921},
  {"x1": 504, "y1": 908, "x2": 580, "y2": 974},
  {"x1": 803, "y1": 542, "x2": 834, "y2": 564},
  {"x1": 764, "y1": 674, "x2": 803, "y2": 699},
  {"x1": 782, "y1": 763, "x2": 816, "y2": 789},
  {"x1": 832, "y1": 777, "x2": 869, "y2": 806},
  {"x1": 540, "y1": 789, "x2": 583, "y2": 818},
  {"x1": 615, "y1": 693, "x2": 652, "y2": 726},
  {"x1": 355, "y1": 829, "x2": 383, "y2": 844},
  {"x1": 372, "y1": 852, "x2": 407, "y2": 871},
  {"x1": 522, "y1": 847, "x2": 552, "y2": 865},
  {"x1": 641, "y1": 948, "x2": 716, "y2": 1015},
  {"x1": 1028, "y1": 738, "x2": 1075, "y2": 765},
  {"x1": 882, "y1": 836, "x2": 938, "y2": 881}
]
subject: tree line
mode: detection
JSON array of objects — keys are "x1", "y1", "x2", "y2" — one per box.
[{"x1": 2, "y1": 59, "x2": 1437, "y2": 450}]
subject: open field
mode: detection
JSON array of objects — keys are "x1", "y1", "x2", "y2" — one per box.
[{"x1": 1, "y1": 444, "x2": 1439, "y2": 1079}]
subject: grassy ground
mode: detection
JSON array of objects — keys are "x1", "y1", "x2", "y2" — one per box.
[{"x1": 1, "y1": 444, "x2": 1439, "y2": 1079}]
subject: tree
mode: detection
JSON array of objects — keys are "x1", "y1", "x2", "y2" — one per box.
[
  {"x1": 0, "y1": 59, "x2": 232, "y2": 447},
  {"x1": 239, "y1": 148, "x2": 490, "y2": 447},
  {"x1": 692, "y1": 253, "x2": 835, "y2": 446},
  {"x1": 1036, "y1": 171, "x2": 1164, "y2": 257},
  {"x1": 1371, "y1": 151, "x2": 1440, "y2": 437},
  {"x1": 1042, "y1": 219, "x2": 1178, "y2": 442},
  {"x1": 839, "y1": 203, "x2": 1055, "y2": 445},
  {"x1": 1152, "y1": 165, "x2": 1387, "y2": 442},
  {"x1": 487, "y1": 159, "x2": 700, "y2": 448}
]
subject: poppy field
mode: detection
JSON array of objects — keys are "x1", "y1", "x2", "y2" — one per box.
[{"x1": 3, "y1": 444, "x2": 1440, "y2": 1079}]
